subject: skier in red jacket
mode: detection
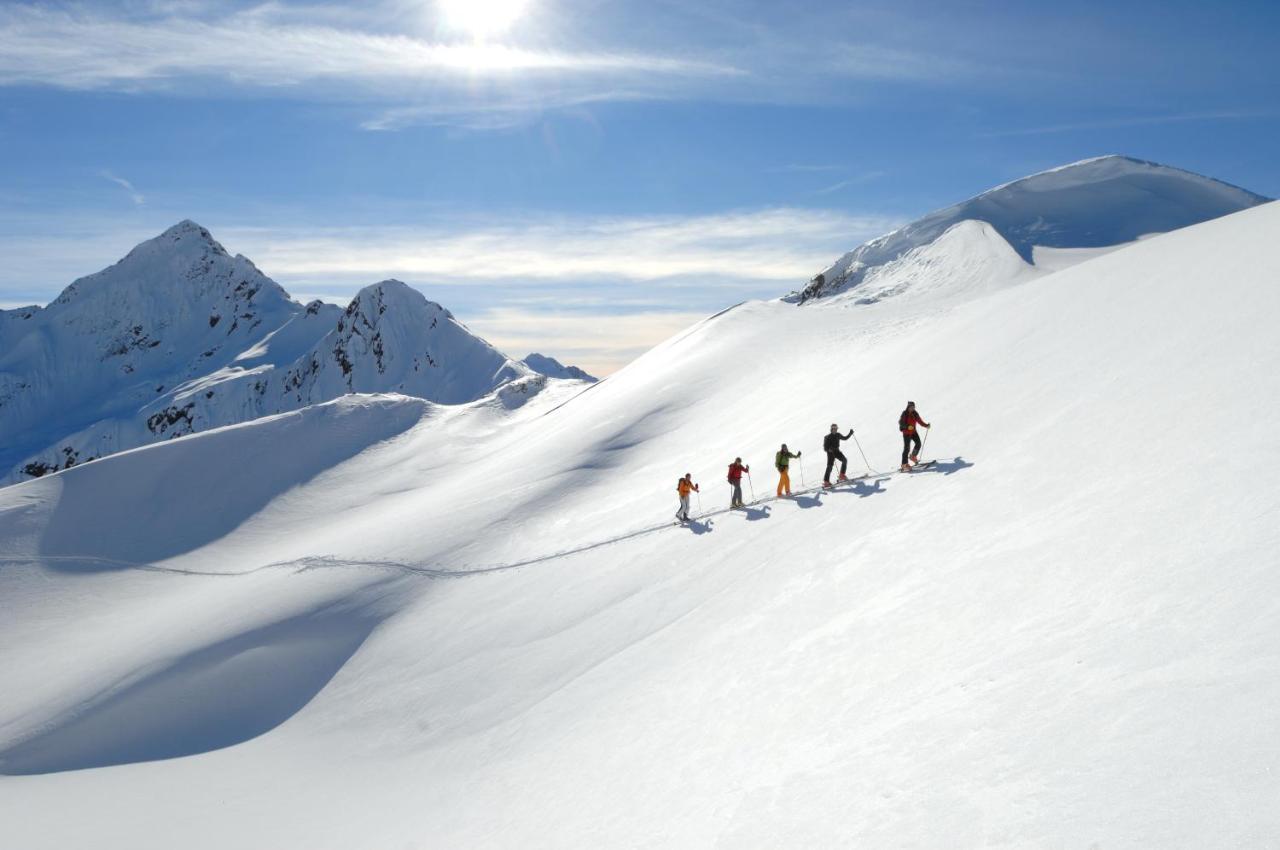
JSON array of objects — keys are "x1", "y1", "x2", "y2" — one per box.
[
  {"x1": 899, "y1": 401, "x2": 930, "y2": 471},
  {"x1": 727, "y1": 458, "x2": 750, "y2": 508}
]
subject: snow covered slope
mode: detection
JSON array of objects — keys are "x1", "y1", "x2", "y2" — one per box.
[
  {"x1": 1, "y1": 196, "x2": 1277, "y2": 848},
  {"x1": 796, "y1": 155, "x2": 1270, "y2": 302},
  {"x1": 0, "y1": 225, "x2": 534, "y2": 485}
]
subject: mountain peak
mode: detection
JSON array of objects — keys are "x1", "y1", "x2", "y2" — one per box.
[
  {"x1": 796, "y1": 155, "x2": 1270, "y2": 302},
  {"x1": 351, "y1": 280, "x2": 455, "y2": 321},
  {"x1": 982, "y1": 155, "x2": 1269, "y2": 204},
  {"x1": 523, "y1": 353, "x2": 598, "y2": 383},
  {"x1": 155, "y1": 219, "x2": 227, "y2": 254}
]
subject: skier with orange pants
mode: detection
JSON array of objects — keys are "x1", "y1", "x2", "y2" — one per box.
[
  {"x1": 775, "y1": 444, "x2": 801, "y2": 497},
  {"x1": 899, "y1": 401, "x2": 931, "y2": 471}
]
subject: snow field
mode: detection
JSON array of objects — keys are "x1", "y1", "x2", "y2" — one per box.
[{"x1": 1, "y1": 202, "x2": 1278, "y2": 847}]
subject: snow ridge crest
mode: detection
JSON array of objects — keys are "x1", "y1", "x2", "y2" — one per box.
[{"x1": 795, "y1": 155, "x2": 1271, "y2": 303}]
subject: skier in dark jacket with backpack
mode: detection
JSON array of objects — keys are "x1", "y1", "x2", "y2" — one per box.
[
  {"x1": 823, "y1": 424, "x2": 853, "y2": 487},
  {"x1": 899, "y1": 401, "x2": 930, "y2": 471}
]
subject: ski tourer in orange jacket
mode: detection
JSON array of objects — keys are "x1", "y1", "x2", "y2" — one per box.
[{"x1": 675, "y1": 474, "x2": 699, "y2": 522}]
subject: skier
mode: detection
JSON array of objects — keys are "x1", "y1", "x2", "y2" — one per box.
[
  {"x1": 675, "y1": 473, "x2": 699, "y2": 522},
  {"x1": 727, "y1": 458, "x2": 750, "y2": 508},
  {"x1": 899, "y1": 401, "x2": 931, "y2": 471},
  {"x1": 823, "y1": 424, "x2": 853, "y2": 487},
  {"x1": 775, "y1": 444, "x2": 801, "y2": 497}
]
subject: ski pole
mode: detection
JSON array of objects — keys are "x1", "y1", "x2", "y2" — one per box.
[
  {"x1": 747, "y1": 470, "x2": 756, "y2": 502},
  {"x1": 851, "y1": 430, "x2": 876, "y2": 474},
  {"x1": 798, "y1": 455, "x2": 806, "y2": 488},
  {"x1": 696, "y1": 488, "x2": 703, "y2": 516},
  {"x1": 920, "y1": 425, "x2": 931, "y2": 460}
]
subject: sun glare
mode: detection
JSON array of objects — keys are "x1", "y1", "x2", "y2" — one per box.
[{"x1": 438, "y1": 0, "x2": 531, "y2": 40}]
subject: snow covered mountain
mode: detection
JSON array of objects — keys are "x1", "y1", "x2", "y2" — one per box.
[
  {"x1": 0, "y1": 223, "x2": 545, "y2": 485},
  {"x1": 2, "y1": 167, "x2": 1278, "y2": 848},
  {"x1": 795, "y1": 155, "x2": 1271, "y2": 302},
  {"x1": 522, "y1": 352, "x2": 598, "y2": 382}
]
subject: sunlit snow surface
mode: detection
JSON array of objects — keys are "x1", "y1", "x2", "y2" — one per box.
[{"x1": 2, "y1": 201, "x2": 1279, "y2": 848}]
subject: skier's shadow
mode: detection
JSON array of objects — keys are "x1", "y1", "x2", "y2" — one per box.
[
  {"x1": 827, "y1": 476, "x2": 888, "y2": 498},
  {"x1": 686, "y1": 518, "x2": 714, "y2": 534},
  {"x1": 823, "y1": 475, "x2": 889, "y2": 499},
  {"x1": 791, "y1": 494, "x2": 823, "y2": 509},
  {"x1": 743, "y1": 505, "x2": 771, "y2": 521},
  {"x1": 924, "y1": 456, "x2": 975, "y2": 476}
]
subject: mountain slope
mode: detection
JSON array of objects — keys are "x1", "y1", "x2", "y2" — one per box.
[
  {"x1": 1, "y1": 200, "x2": 1277, "y2": 848},
  {"x1": 0, "y1": 227, "x2": 535, "y2": 485},
  {"x1": 0, "y1": 221, "x2": 308, "y2": 472},
  {"x1": 796, "y1": 155, "x2": 1270, "y2": 301}
]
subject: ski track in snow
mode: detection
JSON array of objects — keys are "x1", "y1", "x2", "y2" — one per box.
[{"x1": 0, "y1": 459, "x2": 971, "y2": 582}]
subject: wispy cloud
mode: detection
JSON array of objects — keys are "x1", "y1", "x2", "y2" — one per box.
[
  {"x1": 0, "y1": 4, "x2": 981, "y2": 129},
  {"x1": 769, "y1": 164, "x2": 846, "y2": 174},
  {"x1": 220, "y1": 208, "x2": 898, "y2": 285},
  {"x1": 0, "y1": 4, "x2": 740, "y2": 128},
  {"x1": 812, "y1": 171, "x2": 888, "y2": 195},
  {"x1": 981, "y1": 109, "x2": 1272, "y2": 138},
  {"x1": 100, "y1": 170, "x2": 145, "y2": 205},
  {"x1": 0, "y1": 206, "x2": 900, "y2": 373}
]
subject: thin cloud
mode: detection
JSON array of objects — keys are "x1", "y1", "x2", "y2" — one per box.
[
  {"x1": 99, "y1": 170, "x2": 145, "y2": 205},
  {"x1": 981, "y1": 110, "x2": 1272, "y2": 138},
  {"x1": 219, "y1": 208, "x2": 899, "y2": 284},
  {"x1": 0, "y1": 207, "x2": 900, "y2": 373},
  {"x1": 0, "y1": 6, "x2": 739, "y2": 92},
  {"x1": 812, "y1": 171, "x2": 888, "y2": 195},
  {"x1": 770, "y1": 164, "x2": 846, "y2": 174},
  {"x1": 0, "y1": 5, "x2": 981, "y2": 130}
]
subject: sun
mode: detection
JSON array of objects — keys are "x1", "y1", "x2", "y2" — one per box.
[{"x1": 438, "y1": 0, "x2": 531, "y2": 40}]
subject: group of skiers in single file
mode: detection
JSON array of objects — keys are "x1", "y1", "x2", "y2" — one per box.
[{"x1": 675, "y1": 401, "x2": 931, "y2": 523}]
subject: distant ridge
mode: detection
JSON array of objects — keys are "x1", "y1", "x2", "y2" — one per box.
[{"x1": 795, "y1": 155, "x2": 1271, "y2": 302}]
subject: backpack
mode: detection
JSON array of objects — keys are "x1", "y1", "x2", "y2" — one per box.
[{"x1": 898, "y1": 410, "x2": 909, "y2": 431}]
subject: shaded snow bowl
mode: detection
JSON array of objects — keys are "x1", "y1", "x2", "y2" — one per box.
[{"x1": 0, "y1": 609, "x2": 377, "y2": 775}]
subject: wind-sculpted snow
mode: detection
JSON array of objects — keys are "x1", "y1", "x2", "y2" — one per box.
[
  {"x1": 9, "y1": 395, "x2": 429, "y2": 565},
  {"x1": 0, "y1": 604, "x2": 381, "y2": 775},
  {"x1": 795, "y1": 155, "x2": 1270, "y2": 302}
]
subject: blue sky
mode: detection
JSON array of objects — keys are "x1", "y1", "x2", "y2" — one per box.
[{"x1": 1, "y1": 0, "x2": 1277, "y2": 374}]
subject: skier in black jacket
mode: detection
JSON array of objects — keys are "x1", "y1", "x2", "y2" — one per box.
[{"x1": 823, "y1": 424, "x2": 853, "y2": 487}]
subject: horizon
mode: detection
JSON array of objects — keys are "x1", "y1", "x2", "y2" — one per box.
[{"x1": 2, "y1": 0, "x2": 1278, "y2": 376}]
